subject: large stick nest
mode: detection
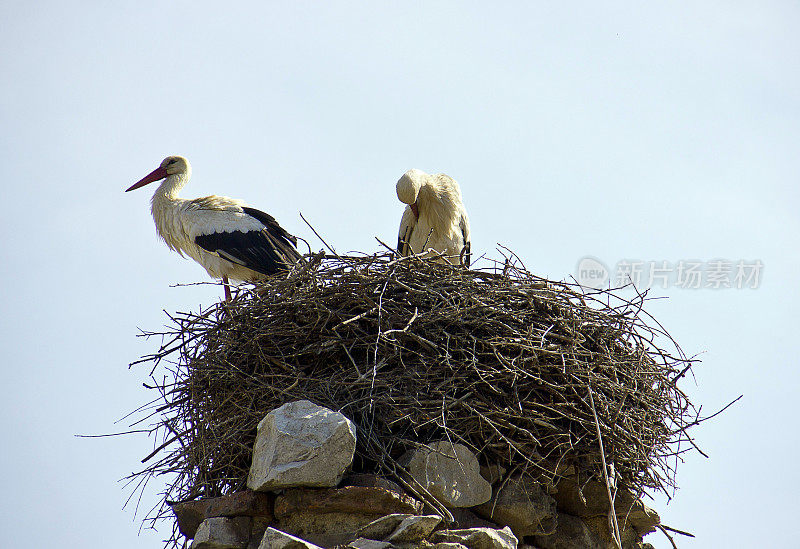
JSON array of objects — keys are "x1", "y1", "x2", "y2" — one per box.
[{"x1": 129, "y1": 250, "x2": 702, "y2": 538}]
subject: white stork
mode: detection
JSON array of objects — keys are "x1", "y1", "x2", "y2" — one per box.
[
  {"x1": 126, "y1": 155, "x2": 301, "y2": 300},
  {"x1": 396, "y1": 168, "x2": 471, "y2": 267}
]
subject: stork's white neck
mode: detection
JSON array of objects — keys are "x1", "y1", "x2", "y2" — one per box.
[
  {"x1": 150, "y1": 173, "x2": 191, "y2": 255},
  {"x1": 150, "y1": 173, "x2": 190, "y2": 244},
  {"x1": 153, "y1": 172, "x2": 190, "y2": 201}
]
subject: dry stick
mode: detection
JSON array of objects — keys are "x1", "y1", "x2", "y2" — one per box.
[
  {"x1": 76, "y1": 430, "x2": 150, "y2": 438},
  {"x1": 334, "y1": 307, "x2": 379, "y2": 329},
  {"x1": 383, "y1": 456, "x2": 455, "y2": 524},
  {"x1": 660, "y1": 523, "x2": 695, "y2": 538},
  {"x1": 299, "y1": 212, "x2": 339, "y2": 256},
  {"x1": 381, "y1": 307, "x2": 419, "y2": 336},
  {"x1": 141, "y1": 434, "x2": 183, "y2": 464},
  {"x1": 375, "y1": 237, "x2": 397, "y2": 254},
  {"x1": 588, "y1": 383, "x2": 623, "y2": 549},
  {"x1": 692, "y1": 394, "x2": 743, "y2": 424},
  {"x1": 371, "y1": 273, "x2": 392, "y2": 399},
  {"x1": 657, "y1": 524, "x2": 680, "y2": 549}
]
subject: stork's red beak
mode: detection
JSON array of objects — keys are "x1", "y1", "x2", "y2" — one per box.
[
  {"x1": 126, "y1": 166, "x2": 168, "y2": 192},
  {"x1": 410, "y1": 201, "x2": 419, "y2": 220}
]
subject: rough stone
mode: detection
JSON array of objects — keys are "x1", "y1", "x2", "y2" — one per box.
[
  {"x1": 433, "y1": 544, "x2": 469, "y2": 549},
  {"x1": 583, "y1": 517, "x2": 650, "y2": 549},
  {"x1": 340, "y1": 473, "x2": 405, "y2": 495},
  {"x1": 450, "y1": 508, "x2": 499, "y2": 530},
  {"x1": 553, "y1": 477, "x2": 629, "y2": 517},
  {"x1": 274, "y1": 487, "x2": 423, "y2": 518},
  {"x1": 403, "y1": 441, "x2": 492, "y2": 508},
  {"x1": 431, "y1": 526, "x2": 518, "y2": 549},
  {"x1": 551, "y1": 475, "x2": 623, "y2": 515},
  {"x1": 248, "y1": 517, "x2": 273, "y2": 549},
  {"x1": 624, "y1": 504, "x2": 660, "y2": 535},
  {"x1": 473, "y1": 475, "x2": 557, "y2": 538},
  {"x1": 248, "y1": 400, "x2": 357, "y2": 491},
  {"x1": 541, "y1": 463, "x2": 576, "y2": 495},
  {"x1": 386, "y1": 515, "x2": 442, "y2": 542},
  {"x1": 191, "y1": 517, "x2": 250, "y2": 549},
  {"x1": 552, "y1": 477, "x2": 659, "y2": 535},
  {"x1": 357, "y1": 514, "x2": 413, "y2": 540},
  {"x1": 346, "y1": 539, "x2": 394, "y2": 549},
  {"x1": 479, "y1": 464, "x2": 507, "y2": 486},
  {"x1": 277, "y1": 512, "x2": 380, "y2": 548},
  {"x1": 533, "y1": 513, "x2": 600, "y2": 549},
  {"x1": 272, "y1": 486, "x2": 422, "y2": 547},
  {"x1": 172, "y1": 491, "x2": 274, "y2": 538},
  {"x1": 258, "y1": 527, "x2": 323, "y2": 549}
]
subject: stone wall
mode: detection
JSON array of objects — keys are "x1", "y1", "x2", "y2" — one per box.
[{"x1": 171, "y1": 401, "x2": 660, "y2": 549}]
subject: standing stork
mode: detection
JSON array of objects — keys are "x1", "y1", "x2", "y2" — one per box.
[
  {"x1": 126, "y1": 155, "x2": 301, "y2": 300},
  {"x1": 396, "y1": 168, "x2": 471, "y2": 267}
]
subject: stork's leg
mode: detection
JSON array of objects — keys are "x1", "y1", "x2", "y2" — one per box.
[{"x1": 223, "y1": 276, "x2": 232, "y2": 301}]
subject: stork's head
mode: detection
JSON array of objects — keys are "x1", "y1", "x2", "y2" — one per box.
[
  {"x1": 126, "y1": 155, "x2": 191, "y2": 192},
  {"x1": 396, "y1": 168, "x2": 428, "y2": 219}
]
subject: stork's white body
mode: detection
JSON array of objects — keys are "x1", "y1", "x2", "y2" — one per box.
[
  {"x1": 151, "y1": 190, "x2": 267, "y2": 281},
  {"x1": 396, "y1": 169, "x2": 471, "y2": 266},
  {"x1": 128, "y1": 156, "x2": 301, "y2": 299}
]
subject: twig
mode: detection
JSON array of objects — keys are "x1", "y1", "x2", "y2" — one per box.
[
  {"x1": 657, "y1": 524, "x2": 680, "y2": 549},
  {"x1": 661, "y1": 524, "x2": 695, "y2": 537},
  {"x1": 588, "y1": 383, "x2": 622, "y2": 549},
  {"x1": 299, "y1": 212, "x2": 338, "y2": 256}
]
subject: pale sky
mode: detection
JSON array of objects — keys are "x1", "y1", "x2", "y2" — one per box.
[{"x1": 1, "y1": 2, "x2": 798, "y2": 547}]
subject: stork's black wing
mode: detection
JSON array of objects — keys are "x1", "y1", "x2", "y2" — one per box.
[
  {"x1": 397, "y1": 206, "x2": 416, "y2": 256},
  {"x1": 459, "y1": 213, "x2": 471, "y2": 267},
  {"x1": 398, "y1": 226, "x2": 410, "y2": 255},
  {"x1": 241, "y1": 207, "x2": 298, "y2": 246},
  {"x1": 194, "y1": 207, "x2": 301, "y2": 276}
]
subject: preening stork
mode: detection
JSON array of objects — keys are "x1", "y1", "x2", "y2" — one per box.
[
  {"x1": 126, "y1": 156, "x2": 301, "y2": 300},
  {"x1": 396, "y1": 168, "x2": 471, "y2": 267}
]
